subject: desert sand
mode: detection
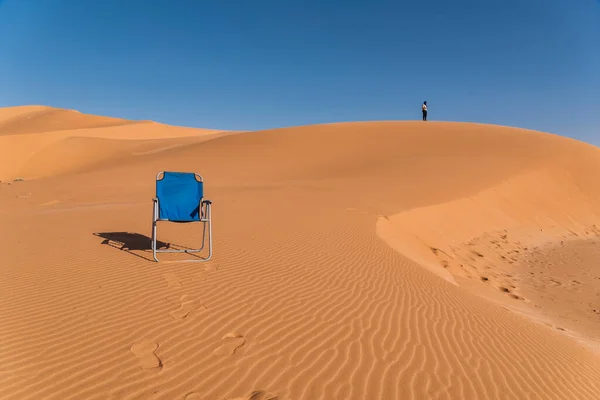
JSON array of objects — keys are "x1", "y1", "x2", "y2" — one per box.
[{"x1": 1, "y1": 105, "x2": 600, "y2": 399}]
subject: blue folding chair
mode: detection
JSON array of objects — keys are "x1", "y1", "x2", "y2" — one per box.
[{"x1": 151, "y1": 171, "x2": 213, "y2": 262}]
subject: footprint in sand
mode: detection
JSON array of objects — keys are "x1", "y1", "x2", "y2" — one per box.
[
  {"x1": 228, "y1": 390, "x2": 280, "y2": 400},
  {"x1": 163, "y1": 273, "x2": 182, "y2": 288},
  {"x1": 212, "y1": 332, "x2": 246, "y2": 356},
  {"x1": 131, "y1": 339, "x2": 162, "y2": 369},
  {"x1": 169, "y1": 295, "x2": 207, "y2": 319},
  {"x1": 194, "y1": 265, "x2": 219, "y2": 281},
  {"x1": 166, "y1": 293, "x2": 189, "y2": 305},
  {"x1": 205, "y1": 264, "x2": 218, "y2": 273},
  {"x1": 187, "y1": 392, "x2": 279, "y2": 400}
]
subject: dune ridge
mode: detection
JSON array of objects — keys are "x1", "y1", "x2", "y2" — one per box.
[
  {"x1": 1, "y1": 109, "x2": 600, "y2": 399},
  {"x1": 0, "y1": 106, "x2": 231, "y2": 181},
  {"x1": 0, "y1": 106, "x2": 136, "y2": 136}
]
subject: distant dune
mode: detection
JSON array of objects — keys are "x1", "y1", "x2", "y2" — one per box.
[
  {"x1": 1, "y1": 107, "x2": 600, "y2": 399},
  {"x1": 0, "y1": 106, "x2": 137, "y2": 135},
  {"x1": 0, "y1": 106, "x2": 230, "y2": 181}
]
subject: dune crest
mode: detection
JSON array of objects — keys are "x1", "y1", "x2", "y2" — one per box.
[
  {"x1": 0, "y1": 105, "x2": 137, "y2": 136},
  {"x1": 0, "y1": 106, "x2": 231, "y2": 181}
]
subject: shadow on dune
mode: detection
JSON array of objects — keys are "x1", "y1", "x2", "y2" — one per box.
[
  {"x1": 93, "y1": 232, "x2": 203, "y2": 262},
  {"x1": 93, "y1": 232, "x2": 170, "y2": 262}
]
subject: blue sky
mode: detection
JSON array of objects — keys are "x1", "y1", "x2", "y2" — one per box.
[{"x1": 0, "y1": 0, "x2": 599, "y2": 143}]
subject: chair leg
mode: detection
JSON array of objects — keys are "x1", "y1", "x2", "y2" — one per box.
[
  {"x1": 204, "y1": 203, "x2": 213, "y2": 261},
  {"x1": 151, "y1": 200, "x2": 212, "y2": 263},
  {"x1": 152, "y1": 199, "x2": 159, "y2": 262},
  {"x1": 199, "y1": 218, "x2": 206, "y2": 251}
]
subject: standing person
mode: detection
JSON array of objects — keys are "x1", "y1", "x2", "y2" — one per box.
[{"x1": 422, "y1": 101, "x2": 428, "y2": 121}]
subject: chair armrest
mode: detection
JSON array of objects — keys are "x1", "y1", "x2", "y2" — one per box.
[{"x1": 200, "y1": 199, "x2": 211, "y2": 219}]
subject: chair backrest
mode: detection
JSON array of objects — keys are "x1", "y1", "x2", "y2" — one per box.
[{"x1": 156, "y1": 172, "x2": 204, "y2": 222}]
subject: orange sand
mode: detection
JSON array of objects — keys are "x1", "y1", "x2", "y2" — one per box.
[{"x1": 1, "y1": 106, "x2": 600, "y2": 399}]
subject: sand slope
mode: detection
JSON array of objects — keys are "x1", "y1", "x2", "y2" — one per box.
[
  {"x1": 0, "y1": 106, "x2": 137, "y2": 136},
  {"x1": 1, "y1": 112, "x2": 600, "y2": 399},
  {"x1": 0, "y1": 106, "x2": 229, "y2": 181}
]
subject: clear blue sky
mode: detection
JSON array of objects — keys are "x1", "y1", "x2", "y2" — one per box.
[{"x1": 1, "y1": 0, "x2": 599, "y2": 143}]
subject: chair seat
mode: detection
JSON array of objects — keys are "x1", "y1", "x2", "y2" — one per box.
[{"x1": 157, "y1": 207, "x2": 201, "y2": 222}]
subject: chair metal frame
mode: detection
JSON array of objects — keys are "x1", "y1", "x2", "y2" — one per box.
[{"x1": 151, "y1": 171, "x2": 213, "y2": 262}]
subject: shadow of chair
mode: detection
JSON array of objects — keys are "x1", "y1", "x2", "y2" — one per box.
[
  {"x1": 94, "y1": 232, "x2": 171, "y2": 261},
  {"x1": 93, "y1": 232, "x2": 202, "y2": 262}
]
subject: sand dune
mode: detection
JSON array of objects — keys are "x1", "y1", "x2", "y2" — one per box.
[
  {"x1": 1, "y1": 109, "x2": 600, "y2": 399},
  {"x1": 0, "y1": 106, "x2": 230, "y2": 181},
  {"x1": 0, "y1": 106, "x2": 136, "y2": 136}
]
